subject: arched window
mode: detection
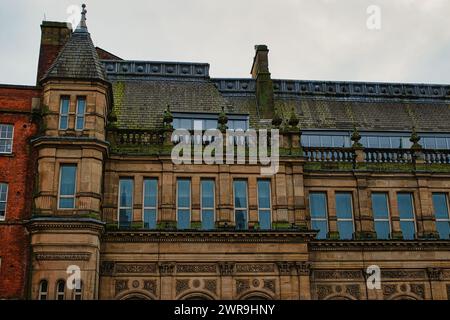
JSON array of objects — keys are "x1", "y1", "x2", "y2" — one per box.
[
  {"x1": 73, "y1": 281, "x2": 83, "y2": 300},
  {"x1": 38, "y1": 280, "x2": 48, "y2": 300},
  {"x1": 56, "y1": 280, "x2": 65, "y2": 300}
]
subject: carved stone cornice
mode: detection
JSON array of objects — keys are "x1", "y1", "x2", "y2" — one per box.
[
  {"x1": 219, "y1": 262, "x2": 235, "y2": 276},
  {"x1": 35, "y1": 252, "x2": 91, "y2": 261},
  {"x1": 103, "y1": 230, "x2": 316, "y2": 243},
  {"x1": 27, "y1": 217, "x2": 105, "y2": 234},
  {"x1": 310, "y1": 240, "x2": 450, "y2": 251}
]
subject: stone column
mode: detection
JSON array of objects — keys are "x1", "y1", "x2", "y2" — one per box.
[
  {"x1": 248, "y1": 176, "x2": 258, "y2": 229},
  {"x1": 327, "y1": 190, "x2": 339, "y2": 239},
  {"x1": 296, "y1": 262, "x2": 311, "y2": 300},
  {"x1": 160, "y1": 159, "x2": 175, "y2": 229},
  {"x1": 219, "y1": 262, "x2": 235, "y2": 299},
  {"x1": 159, "y1": 262, "x2": 175, "y2": 299},
  {"x1": 277, "y1": 262, "x2": 295, "y2": 299},
  {"x1": 427, "y1": 268, "x2": 446, "y2": 300}
]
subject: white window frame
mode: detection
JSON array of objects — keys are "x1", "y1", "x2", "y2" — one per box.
[
  {"x1": 233, "y1": 179, "x2": 249, "y2": 229},
  {"x1": 200, "y1": 179, "x2": 216, "y2": 229},
  {"x1": 73, "y1": 281, "x2": 82, "y2": 300},
  {"x1": 0, "y1": 183, "x2": 8, "y2": 221},
  {"x1": 56, "y1": 280, "x2": 65, "y2": 300},
  {"x1": 118, "y1": 178, "x2": 134, "y2": 228},
  {"x1": 59, "y1": 96, "x2": 70, "y2": 130},
  {"x1": 309, "y1": 192, "x2": 329, "y2": 237},
  {"x1": 57, "y1": 164, "x2": 77, "y2": 210},
  {"x1": 38, "y1": 280, "x2": 48, "y2": 300},
  {"x1": 0, "y1": 124, "x2": 14, "y2": 154},
  {"x1": 372, "y1": 192, "x2": 392, "y2": 239},
  {"x1": 142, "y1": 178, "x2": 158, "y2": 229},
  {"x1": 257, "y1": 179, "x2": 272, "y2": 229},
  {"x1": 433, "y1": 192, "x2": 450, "y2": 238},
  {"x1": 176, "y1": 178, "x2": 191, "y2": 229},
  {"x1": 335, "y1": 192, "x2": 355, "y2": 238},
  {"x1": 397, "y1": 192, "x2": 417, "y2": 239},
  {"x1": 75, "y1": 96, "x2": 86, "y2": 131}
]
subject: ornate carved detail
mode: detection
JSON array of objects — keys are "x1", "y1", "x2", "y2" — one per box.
[
  {"x1": 410, "y1": 284, "x2": 425, "y2": 299},
  {"x1": 116, "y1": 263, "x2": 157, "y2": 274},
  {"x1": 236, "y1": 279, "x2": 250, "y2": 295},
  {"x1": 235, "y1": 264, "x2": 275, "y2": 273},
  {"x1": 176, "y1": 264, "x2": 217, "y2": 273},
  {"x1": 311, "y1": 241, "x2": 450, "y2": 251},
  {"x1": 316, "y1": 284, "x2": 333, "y2": 300},
  {"x1": 427, "y1": 267, "x2": 443, "y2": 281},
  {"x1": 263, "y1": 279, "x2": 276, "y2": 293},
  {"x1": 143, "y1": 280, "x2": 157, "y2": 296},
  {"x1": 277, "y1": 262, "x2": 294, "y2": 276},
  {"x1": 100, "y1": 261, "x2": 115, "y2": 275},
  {"x1": 382, "y1": 284, "x2": 398, "y2": 299},
  {"x1": 313, "y1": 270, "x2": 362, "y2": 280},
  {"x1": 115, "y1": 279, "x2": 129, "y2": 296},
  {"x1": 204, "y1": 280, "x2": 217, "y2": 295},
  {"x1": 35, "y1": 252, "x2": 91, "y2": 261},
  {"x1": 192, "y1": 280, "x2": 201, "y2": 288},
  {"x1": 345, "y1": 284, "x2": 361, "y2": 299},
  {"x1": 219, "y1": 262, "x2": 235, "y2": 276},
  {"x1": 381, "y1": 270, "x2": 426, "y2": 279},
  {"x1": 132, "y1": 280, "x2": 140, "y2": 288},
  {"x1": 176, "y1": 279, "x2": 190, "y2": 296},
  {"x1": 295, "y1": 262, "x2": 311, "y2": 276},
  {"x1": 159, "y1": 262, "x2": 175, "y2": 275}
]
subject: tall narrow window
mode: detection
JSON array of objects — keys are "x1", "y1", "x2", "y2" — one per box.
[
  {"x1": 118, "y1": 178, "x2": 133, "y2": 228},
  {"x1": 432, "y1": 193, "x2": 450, "y2": 239},
  {"x1": 56, "y1": 280, "x2": 65, "y2": 300},
  {"x1": 38, "y1": 280, "x2": 48, "y2": 300},
  {"x1": 257, "y1": 180, "x2": 271, "y2": 230},
  {"x1": 143, "y1": 179, "x2": 157, "y2": 229},
  {"x1": 0, "y1": 183, "x2": 8, "y2": 220},
  {"x1": 177, "y1": 179, "x2": 191, "y2": 229},
  {"x1": 73, "y1": 282, "x2": 82, "y2": 300},
  {"x1": 309, "y1": 192, "x2": 328, "y2": 239},
  {"x1": 75, "y1": 97, "x2": 86, "y2": 130},
  {"x1": 201, "y1": 179, "x2": 215, "y2": 230},
  {"x1": 234, "y1": 180, "x2": 248, "y2": 230},
  {"x1": 335, "y1": 193, "x2": 354, "y2": 240},
  {"x1": 372, "y1": 193, "x2": 391, "y2": 239},
  {"x1": 58, "y1": 165, "x2": 77, "y2": 209},
  {"x1": 0, "y1": 124, "x2": 13, "y2": 154},
  {"x1": 397, "y1": 193, "x2": 416, "y2": 240},
  {"x1": 59, "y1": 96, "x2": 70, "y2": 130}
]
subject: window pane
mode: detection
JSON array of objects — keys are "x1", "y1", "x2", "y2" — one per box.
[
  {"x1": 436, "y1": 221, "x2": 450, "y2": 240},
  {"x1": 372, "y1": 193, "x2": 389, "y2": 219},
  {"x1": 193, "y1": 119, "x2": 203, "y2": 131},
  {"x1": 400, "y1": 221, "x2": 415, "y2": 240},
  {"x1": 205, "y1": 119, "x2": 217, "y2": 130},
  {"x1": 179, "y1": 119, "x2": 191, "y2": 130},
  {"x1": 332, "y1": 136, "x2": 345, "y2": 147},
  {"x1": 432, "y1": 193, "x2": 449, "y2": 219},
  {"x1": 337, "y1": 221, "x2": 354, "y2": 240},
  {"x1": 201, "y1": 180, "x2": 214, "y2": 208},
  {"x1": 76, "y1": 98, "x2": 86, "y2": 115},
  {"x1": 202, "y1": 209, "x2": 214, "y2": 230},
  {"x1": 59, "y1": 198, "x2": 74, "y2": 209},
  {"x1": 310, "y1": 193, "x2": 327, "y2": 218},
  {"x1": 257, "y1": 180, "x2": 271, "y2": 209},
  {"x1": 119, "y1": 179, "x2": 133, "y2": 208},
  {"x1": 119, "y1": 208, "x2": 132, "y2": 228},
  {"x1": 312, "y1": 220, "x2": 328, "y2": 239},
  {"x1": 320, "y1": 135, "x2": 332, "y2": 147},
  {"x1": 423, "y1": 137, "x2": 436, "y2": 149},
  {"x1": 60, "y1": 115, "x2": 68, "y2": 130},
  {"x1": 374, "y1": 221, "x2": 390, "y2": 239},
  {"x1": 336, "y1": 193, "x2": 352, "y2": 219},
  {"x1": 235, "y1": 210, "x2": 248, "y2": 230},
  {"x1": 397, "y1": 193, "x2": 414, "y2": 219},
  {"x1": 391, "y1": 137, "x2": 401, "y2": 148},
  {"x1": 436, "y1": 137, "x2": 446, "y2": 149},
  {"x1": 301, "y1": 135, "x2": 309, "y2": 147},
  {"x1": 234, "y1": 180, "x2": 247, "y2": 208},
  {"x1": 0, "y1": 183, "x2": 7, "y2": 201},
  {"x1": 177, "y1": 209, "x2": 190, "y2": 229},
  {"x1": 259, "y1": 210, "x2": 271, "y2": 230},
  {"x1": 143, "y1": 179, "x2": 157, "y2": 207},
  {"x1": 360, "y1": 136, "x2": 368, "y2": 147},
  {"x1": 368, "y1": 136, "x2": 379, "y2": 148},
  {"x1": 144, "y1": 209, "x2": 157, "y2": 229},
  {"x1": 177, "y1": 179, "x2": 191, "y2": 208},
  {"x1": 379, "y1": 137, "x2": 390, "y2": 148},
  {"x1": 309, "y1": 135, "x2": 320, "y2": 146},
  {"x1": 60, "y1": 97, "x2": 70, "y2": 114},
  {"x1": 233, "y1": 120, "x2": 247, "y2": 130},
  {"x1": 76, "y1": 116, "x2": 84, "y2": 130}
]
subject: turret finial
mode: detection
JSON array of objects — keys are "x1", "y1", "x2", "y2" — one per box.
[{"x1": 75, "y1": 4, "x2": 88, "y2": 33}]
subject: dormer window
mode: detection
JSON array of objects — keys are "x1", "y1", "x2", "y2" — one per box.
[{"x1": 172, "y1": 112, "x2": 248, "y2": 131}]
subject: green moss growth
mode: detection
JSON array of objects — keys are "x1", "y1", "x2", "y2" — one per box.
[{"x1": 272, "y1": 221, "x2": 292, "y2": 230}]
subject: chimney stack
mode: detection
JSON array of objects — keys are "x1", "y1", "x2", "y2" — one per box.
[
  {"x1": 251, "y1": 45, "x2": 274, "y2": 118},
  {"x1": 36, "y1": 21, "x2": 72, "y2": 83}
]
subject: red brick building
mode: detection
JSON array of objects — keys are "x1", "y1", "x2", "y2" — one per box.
[{"x1": 0, "y1": 85, "x2": 40, "y2": 299}]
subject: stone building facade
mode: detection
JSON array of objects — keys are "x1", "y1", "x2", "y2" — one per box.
[{"x1": 1, "y1": 6, "x2": 450, "y2": 300}]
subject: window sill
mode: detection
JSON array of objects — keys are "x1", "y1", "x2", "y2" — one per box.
[{"x1": 0, "y1": 152, "x2": 14, "y2": 157}]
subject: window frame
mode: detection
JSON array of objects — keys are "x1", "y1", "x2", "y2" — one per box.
[
  {"x1": 75, "y1": 96, "x2": 86, "y2": 131},
  {"x1": 200, "y1": 179, "x2": 216, "y2": 230},
  {"x1": 57, "y1": 164, "x2": 77, "y2": 210},
  {"x1": 371, "y1": 192, "x2": 392, "y2": 239},
  {"x1": 397, "y1": 192, "x2": 417, "y2": 240},
  {"x1": 142, "y1": 178, "x2": 158, "y2": 229},
  {"x1": 58, "y1": 96, "x2": 70, "y2": 130},
  {"x1": 257, "y1": 179, "x2": 272, "y2": 230},
  {"x1": 309, "y1": 192, "x2": 329, "y2": 239},
  {"x1": 0, "y1": 182, "x2": 8, "y2": 221},
  {"x1": 56, "y1": 279, "x2": 65, "y2": 300},
  {"x1": 335, "y1": 192, "x2": 355, "y2": 240},
  {"x1": 233, "y1": 179, "x2": 249, "y2": 230},
  {"x1": 73, "y1": 281, "x2": 83, "y2": 300},
  {"x1": 176, "y1": 178, "x2": 191, "y2": 230},
  {"x1": 432, "y1": 192, "x2": 450, "y2": 239},
  {"x1": 118, "y1": 178, "x2": 134, "y2": 228},
  {"x1": 0, "y1": 124, "x2": 14, "y2": 154},
  {"x1": 38, "y1": 280, "x2": 48, "y2": 300}
]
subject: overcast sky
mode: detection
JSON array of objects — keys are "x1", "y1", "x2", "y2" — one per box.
[{"x1": 1, "y1": 0, "x2": 449, "y2": 85}]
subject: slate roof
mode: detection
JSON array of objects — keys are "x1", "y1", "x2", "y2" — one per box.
[{"x1": 40, "y1": 30, "x2": 107, "y2": 83}]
